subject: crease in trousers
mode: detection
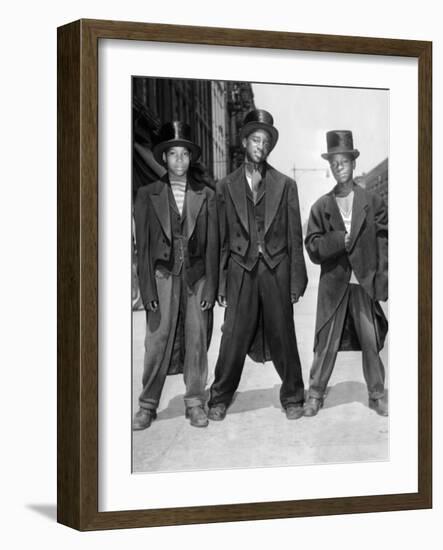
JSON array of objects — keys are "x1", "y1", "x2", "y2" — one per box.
[{"x1": 209, "y1": 256, "x2": 305, "y2": 409}]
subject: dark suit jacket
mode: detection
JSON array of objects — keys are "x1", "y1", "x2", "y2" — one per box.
[
  {"x1": 217, "y1": 163, "x2": 307, "y2": 300},
  {"x1": 216, "y1": 163, "x2": 307, "y2": 363},
  {"x1": 305, "y1": 183, "x2": 388, "y2": 351},
  {"x1": 134, "y1": 175, "x2": 218, "y2": 308}
]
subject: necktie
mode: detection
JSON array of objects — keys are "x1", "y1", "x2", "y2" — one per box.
[{"x1": 246, "y1": 163, "x2": 262, "y2": 203}]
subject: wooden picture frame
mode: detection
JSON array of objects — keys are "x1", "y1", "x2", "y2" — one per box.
[{"x1": 57, "y1": 18, "x2": 432, "y2": 531}]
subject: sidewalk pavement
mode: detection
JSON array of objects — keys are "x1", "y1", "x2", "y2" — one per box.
[{"x1": 132, "y1": 265, "x2": 389, "y2": 473}]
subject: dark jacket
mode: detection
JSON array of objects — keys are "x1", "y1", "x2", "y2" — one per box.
[
  {"x1": 217, "y1": 163, "x2": 307, "y2": 363},
  {"x1": 134, "y1": 175, "x2": 218, "y2": 309},
  {"x1": 305, "y1": 183, "x2": 388, "y2": 351},
  {"x1": 217, "y1": 163, "x2": 308, "y2": 300}
]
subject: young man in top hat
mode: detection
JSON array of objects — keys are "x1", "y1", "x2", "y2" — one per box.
[
  {"x1": 132, "y1": 121, "x2": 218, "y2": 429},
  {"x1": 207, "y1": 109, "x2": 308, "y2": 421},
  {"x1": 304, "y1": 130, "x2": 389, "y2": 417}
]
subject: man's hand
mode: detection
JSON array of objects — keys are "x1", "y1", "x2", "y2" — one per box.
[
  {"x1": 147, "y1": 300, "x2": 159, "y2": 312},
  {"x1": 344, "y1": 232, "x2": 351, "y2": 251},
  {"x1": 291, "y1": 294, "x2": 299, "y2": 304},
  {"x1": 217, "y1": 295, "x2": 227, "y2": 308},
  {"x1": 200, "y1": 300, "x2": 213, "y2": 311}
]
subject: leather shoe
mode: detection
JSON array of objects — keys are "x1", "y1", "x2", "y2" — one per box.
[
  {"x1": 285, "y1": 404, "x2": 304, "y2": 420},
  {"x1": 185, "y1": 405, "x2": 209, "y2": 428},
  {"x1": 208, "y1": 403, "x2": 227, "y2": 421},
  {"x1": 304, "y1": 397, "x2": 323, "y2": 417},
  {"x1": 132, "y1": 408, "x2": 157, "y2": 430},
  {"x1": 369, "y1": 397, "x2": 389, "y2": 416}
]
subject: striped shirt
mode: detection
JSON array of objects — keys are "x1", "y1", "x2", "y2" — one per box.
[{"x1": 170, "y1": 178, "x2": 186, "y2": 216}]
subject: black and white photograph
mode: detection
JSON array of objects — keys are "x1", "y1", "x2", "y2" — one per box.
[
  {"x1": 131, "y1": 77, "x2": 389, "y2": 473},
  {"x1": 2, "y1": 0, "x2": 439, "y2": 542}
]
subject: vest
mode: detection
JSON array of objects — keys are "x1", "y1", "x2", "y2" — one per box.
[
  {"x1": 231, "y1": 176, "x2": 273, "y2": 271},
  {"x1": 156, "y1": 186, "x2": 186, "y2": 276}
]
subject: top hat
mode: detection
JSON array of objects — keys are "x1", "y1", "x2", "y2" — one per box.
[
  {"x1": 239, "y1": 109, "x2": 279, "y2": 150},
  {"x1": 321, "y1": 130, "x2": 360, "y2": 160},
  {"x1": 153, "y1": 121, "x2": 201, "y2": 165}
]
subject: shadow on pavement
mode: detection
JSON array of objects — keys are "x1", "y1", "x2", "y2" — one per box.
[
  {"x1": 323, "y1": 381, "x2": 367, "y2": 408},
  {"x1": 156, "y1": 385, "x2": 282, "y2": 420},
  {"x1": 155, "y1": 382, "x2": 389, "y2": 420},
  {"x1": 156, "y1": 394, "x2": 186, "y2": 421},
  {"x1": 323, "y1": 382, "x2": 389, "y2": 409},
  {"x1": 225, "y1": 385, "x2": 281, "y2": 414}
]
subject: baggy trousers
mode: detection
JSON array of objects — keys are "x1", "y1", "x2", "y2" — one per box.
[
  {"x1": 138, "y1": 269, "x2": 209, "y2": 411},
  {"x1": 308, "y1": 283, "x2": 385, "y2": 400},
  {"x1": 209, "y1": 256, "x2": 305, "y2": 409}
]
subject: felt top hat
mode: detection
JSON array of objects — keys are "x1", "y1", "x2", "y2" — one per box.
[
  {"x1": 321, "y1": 130, "x2": 360, "y2": 160},
  {"x1": 153, "y1": 121, "x2": 201, "y2": 165},
  {"x1": 239, "y1": 109, "x2": 279, "y2": 150}
]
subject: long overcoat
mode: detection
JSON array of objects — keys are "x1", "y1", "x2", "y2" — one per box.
[
  {"x1": 305, "y1": 183, "x2": 388, "y2": 352},
  {"x1": 134, "y1": 174, "x2": 218, "y2": 372},
  {"x1": 217, "y1": 163, "x2": 308, "y2": 362}
]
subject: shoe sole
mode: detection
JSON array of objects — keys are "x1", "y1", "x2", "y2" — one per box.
[
  {"x1": 189, "y1": 420, "x2": 209, "y2": 427},
  {"x1": 132, "y1": 423, "x2": 151, "y2": 431},
  {"x1": 303, "y1": 401, "x2": 323, "y2": 417},
  {"x1": 285, "y1": 408, "x2": 304, "y2": 420},
  {"x1": 185, "y1": 409, "x2": 209, "y2": 427},
  {"x1": 132, "y1": 419, "x2": 155, "y2": 431},
  {"x1": 368, "y1": 402, "x2": 389, "y2": 416}
]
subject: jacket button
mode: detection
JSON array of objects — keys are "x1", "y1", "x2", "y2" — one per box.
[
  {"x1": 163, "y1": 253, "x2": 168, "y2": 258},
  {"x1": 237, "y1": 246, "x2": 241, "y2": 251}
]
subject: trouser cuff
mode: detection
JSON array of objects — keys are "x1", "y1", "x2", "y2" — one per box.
[
  {"x1": 368, "y1": 390, "x2": 385, "y2": 400},
  {"x1": 184, "y1": 397, "x2": 206, "y2": 408},
  {"x1": 139, "y1": 399, "x2": 158, "y2": 411},
  {"x1": 281, "y1": 397, "x2": 304, "y2": 408},
  {"x1": 308, "y1": 388, "x2": 325, "y2": 400}
]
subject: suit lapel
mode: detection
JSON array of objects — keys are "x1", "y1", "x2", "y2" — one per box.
[
  {"x1": 164, "y1": 176, "x2": 180, "y2": 217},
  {"x1": 348, "y1": 184, "x2": 368, "y2": 251},
  {"x1": 185, "y1": 184, "x2": 205, "y2": 238},
  {"x1": 180, "y1": 191, "x2": 187, "y2": 226},
  {"x1": 264, "y1": 166, "x2": 285, "y2": 235},
  {"x1": 150, "y1": 181, "x2": 171, "y2": 241},
  {"x1": 227, "y1": 166, "x2": 249, "y2": 234},
  {"x1": 324, "y1": 185, "x2": 368, "y2": 248},
  {"x1": 324, "y1": 192, "x2": 346, "y2": 232},
  {"x1": 245, "y1": 179, "x2": 254, "y2": 203}
]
